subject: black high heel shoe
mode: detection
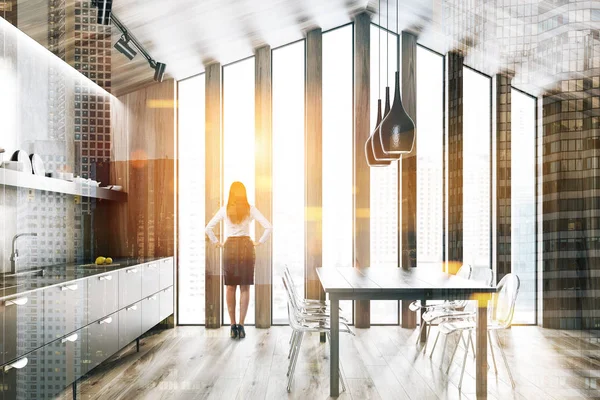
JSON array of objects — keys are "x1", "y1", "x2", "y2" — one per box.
[
  {"x1": 237, "y1": 324, "x2": 246, "y2": 339},
  {"x1": 230, "y1": 324, "x2": 239, "y2": 339}
]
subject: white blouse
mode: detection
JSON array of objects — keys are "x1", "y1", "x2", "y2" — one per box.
[{"x1": 205, "y1": 205, "x2": 272, "y2": 244}]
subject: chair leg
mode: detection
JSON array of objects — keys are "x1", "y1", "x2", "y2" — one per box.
[
  {"x1": 416, "y1": 319, "x2": 426, "y2": 345},
  {"x1": 458, "y1": 331, "x2": 472, "y2": 390},
  {"x1": 423, "y1": 324, "x2": 432, "y2": 353},
  {"x1": 429, "y1": 331, "x2": 441, "y2": 358},
  {"x1": 288, "y1": 331, "x2": 297, "y2": 359},
  {"x1": 339, "y1": 367, "x2": 346, "y2": 392},
  {"x1": 287, "y1": 332, "x2": 304, "y2": 392},
  {"x1": 495, "y1": 330, "x2": 515, "y2": 388},
  {"x1": 446, "y1": 331, "x2": 462, "y2": 374},
  {"x1": 439, "y1": 334, "x2": 448, "y2": 368},
  {"x1": 488, "y1": 331, "x2": 497, "y2": 374},
  {"x1": 287, "y1": 332, "x2": 301, "y2": 377}
]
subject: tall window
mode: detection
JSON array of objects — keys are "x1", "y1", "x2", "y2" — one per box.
[
  {"x1": 463, "y1": 67, "x2": 492, "y2": 268},
  {"x1": 178, "y1": 74, "x2": 205, "y2": 324},
  {"x1": 511, "y1": 89, "x2": 536, "y2": 324},
  {"x1": 370, "y1": 25, "x2": 399, "y2": 324},
  {"x1": 416, "y1": 46, "x2": 444, "y2": 269},
  {"x1": 272, "y1": 41, "x2": 305, "y2": 324},
  {"x1": 323, "y1": 25, "x2": 353, "y2": 322},
  {"x1": 223, "y1": 58, "x2": 256, "y2": 325}
]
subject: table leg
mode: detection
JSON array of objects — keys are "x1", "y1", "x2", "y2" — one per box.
[
  {"x1": 476, "y1": 298, "x2": 488, "y2": 399},
  {"x1": 420, "y1": 298, "x2": 427, "y2": 343},
  {"x1": 330, "y1": 296, "x2": 340, "y2": 397}
]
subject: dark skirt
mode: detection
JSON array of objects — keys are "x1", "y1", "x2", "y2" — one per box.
[{"x1": 223, "y1": 236, "x2": 255, "y2": 286}]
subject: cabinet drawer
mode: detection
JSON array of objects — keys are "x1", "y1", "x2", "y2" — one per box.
[
  {"x1": 1, "y1": 290, "x2": 44, "y2": 366},
  {"x1": 87, "y1": 271, "x2": 119, "y2": 323},
  {"x1": 142, "y1": 262, "x2": 160, "y2": 298},
  {"x1": 84, "y1": 312, "x2": 118, "y2": 373},
  {"x1": 159, "y1": 258, "x2": 174, "y2": 290},
  {"x1": 44, "y1": 329, "x2": 87, "y2": 399},
  {"x1": 141, "y1": 294, "x2": 160, "y2": 333},
  {"x1": 119, "y1": 266, "x2": 142, "y2": 308},
  {"x1": 118, "y1": 301, "x2": 142, "y2": 349},
  {"x1": 0, "y1": 347, "x2": 45, "y2": 400},
  {"x1": 159, "y1": 286, "x2": 174, "y2": 322},
  {"x1": 44, "y1": 281, "x2": 87, "y2": 341}
]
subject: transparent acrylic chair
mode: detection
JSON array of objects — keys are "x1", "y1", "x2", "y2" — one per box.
[
  {"x1": 436, "y1": 273, "x2": 520, "y2": 389},
  {"x1": 427, "y1": 266, "x2": 494, "y2": 356},
  {"x1": 283, "y1": 277, "x2": 354, "y2": 392},
  {"x1": 410, "y1": 264, "x2": 472, "y2": 347}
]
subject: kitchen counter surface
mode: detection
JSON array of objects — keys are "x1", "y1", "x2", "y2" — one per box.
[{"x1": 0, "y1": 257, "x2": 168, "y2": 299}]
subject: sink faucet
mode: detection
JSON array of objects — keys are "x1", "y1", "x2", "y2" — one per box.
[{"x1": 10, "y1": 233, "x2": 38, "y2": 274}]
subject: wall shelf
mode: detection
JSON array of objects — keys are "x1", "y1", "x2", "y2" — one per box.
[{"x1": 0, "y1": 169, "x2": 127, "y2": 202}]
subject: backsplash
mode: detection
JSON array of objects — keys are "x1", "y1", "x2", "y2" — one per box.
[{"x1": 0, "y1": 9, "x2": 113, "y2": 273}]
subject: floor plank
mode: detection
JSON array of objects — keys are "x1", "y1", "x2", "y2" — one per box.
[{"x1": 59, "y1": 325, "x2": 600, "y2": 400}]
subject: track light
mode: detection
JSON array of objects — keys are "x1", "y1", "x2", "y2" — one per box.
[
  {"x1": 92, "y1": 0, "x2": 112, "y2": 25},
  {"x1": 110, "y1": 14, "x2": 167, "y2": 81},
  {"x1": 114, "y1": 35, "x2": 137, "y2": 60},
  {"x1": 153, "y1": 62, "x2": 167, "y2": 82}
]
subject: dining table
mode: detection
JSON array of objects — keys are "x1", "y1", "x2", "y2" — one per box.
[{"x1": 316, "y1": 265, "x2": 496, "y2": 399}]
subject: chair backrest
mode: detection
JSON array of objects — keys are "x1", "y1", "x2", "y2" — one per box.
[
  {"x1": 470, "y1": 266, "x2": 494, "y2": 286},
  {"x1": 490, "y1": 273, "x2": 520, "y2": 328},
  {"x1": 456, "y1": 264, "x2": 472, "y2": 280}
]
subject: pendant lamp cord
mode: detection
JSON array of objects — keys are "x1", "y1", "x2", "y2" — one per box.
[
  {"x1": 386, "y1": 0, "x2": 388, "y2": 87},
  {"x1": 378, "y1": 0, "x2": 381, "y2": 99}
]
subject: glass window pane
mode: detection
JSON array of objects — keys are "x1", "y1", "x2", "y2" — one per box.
[
  {"x1": 223, "y1": 58, "x2": 256, "y2": 325},
  {"x1": 416, "y1": 47, "x2": 444, "y2": 271},
  {"x1": 463, "y1": 67, "x2": 491, "y2": 269},
  {"x1": 370, "y1": 25, "x2": 399, "y2": 324},
  {"x1": 323, "y1": 26, "x2": 353, "y2": 323},
  {"x1": 511, "y1": 89, "x2": 536, "y2": 324},
  {"x1": 178, "y1": 75, "x2": 205, "y2": 324},
  {"x1": 272, "y1": 41, "x2": 305, "y2": 324}
]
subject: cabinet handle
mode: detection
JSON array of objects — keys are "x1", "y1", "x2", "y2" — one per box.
[
  {"x1": 60, "y1": 284, "x2": 78, "y2": 291},
  {"x1": 99, "y1": 317, "x2": 113, "y2": 324},
  {"x1": 99, "y1": 275, "x2": 113, "y2": 281},
  {"x1": 4, "y1": 357, "x2": 28, "y2": 372},
  {"x1": 148, "y1": 264, "x2": 157, "y2": 268},
  {"x1": 126, "y1": 268, "x2": 138, "y2": 274},
  {"x1": 61, "y1": 333, "x2": 78, "y2": 343},
  {"x1": 148, "y1": 295, "x2": 157, "y2": 301},
  {"x1": 126, "y1": 305, "x2": 138, "y2": 311},
  {"x1": 5, "y1": 297, "x2": 28, "y2": 306}
]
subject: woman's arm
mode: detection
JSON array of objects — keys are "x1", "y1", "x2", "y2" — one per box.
[
  {"x1": 205, "y1": 207, "x2": 225, "y2": 245},
  {"x1": 251, "y1": 206, "x2": 272, "y2": 244}
]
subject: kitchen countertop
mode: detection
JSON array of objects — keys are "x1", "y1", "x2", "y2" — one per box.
[{"x1": 0, "y1": 257, "x2": 169, "y2": 300}]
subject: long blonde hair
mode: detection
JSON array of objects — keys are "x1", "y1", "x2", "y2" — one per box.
[{"x1": 226, "y1": 181, "x2": 250, "y2": 224}]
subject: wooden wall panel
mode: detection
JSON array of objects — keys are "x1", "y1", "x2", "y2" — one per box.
[
  {"x1": 254, "y1": 46, "x2": 272, "y2": 328},
  {"x1": 400, "y1": 32, "x2": 417, "y2": 329},
  {"x1": 205, "y1": 63, "x2": 222, "y2": 329},
  {"x1": 354, "y1": 13, "x2": 371, "y2": 328},
  {"x1": 305, "y1": 28, "x2": 324, "y2": 303},
  {"x1": 97, "y1": 80, "x2": 176, "y2": 257}
]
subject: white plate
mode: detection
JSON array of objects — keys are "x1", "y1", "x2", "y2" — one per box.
[
  {"x1": 11, "y1": 150, "x2": 32, "y2": 173},
  {"x1": 29, "y1": 154, "x2": 45, "y2": 176}
]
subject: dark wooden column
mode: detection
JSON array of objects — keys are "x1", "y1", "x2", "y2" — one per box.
[
  {"x1": 255, "y1": 46, "x2": 273, "y2": 328},
  {"x1": 305, "y1": 28, "x2": 324, "y2": 303},
  {"x1": 353, "y1": 12, "x2": 371, "y2": 328},
  {"x1": 447, "y1": 52, "x2": 464, "y2": 270},
  {"x1": 400, "y1": 31, "x2": 418, "y2": 328},
  {"x1": 205, "y1": 63, "x2": 222, "y2": 329},
  {"x1": 495, "y1": 74, "x2": 512, "y2": 283}
]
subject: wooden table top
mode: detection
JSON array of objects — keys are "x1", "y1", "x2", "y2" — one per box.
[{"x1": 316, "y1": 265, "x2": 496, "y2": 299}]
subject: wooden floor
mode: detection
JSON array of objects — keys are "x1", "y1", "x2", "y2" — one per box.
[{"x1": 59, "y1": 325, "x2": 600, "y2": 400}]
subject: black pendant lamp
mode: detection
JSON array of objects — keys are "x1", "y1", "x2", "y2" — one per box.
[
  {"x1": 365, "y1": 0, "x2": 391, "y2": 167},
  {"x1": 373, "y1": 0, "x2": 400, "y2": 162},
  {"x1": 378, "y1": 0, "x2": 415, "y2": 156}
]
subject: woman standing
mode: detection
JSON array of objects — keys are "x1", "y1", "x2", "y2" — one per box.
[{"x1": 205, "y1": 181, "x2": 272, "y2": 339}]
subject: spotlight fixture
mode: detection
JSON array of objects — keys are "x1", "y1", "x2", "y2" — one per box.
[
  {"x1": 110, "y1": 14, "x2": 167, "y2": 81},
  {"x1": 152, "y1": 62, "x2": 167, "y2": 82},
  {"x1": 114, "y1": 35, "x2": 137, "y2": 61},
  {"x1": 92, "y1": 0, "x2": 112, "y2": 25}
]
